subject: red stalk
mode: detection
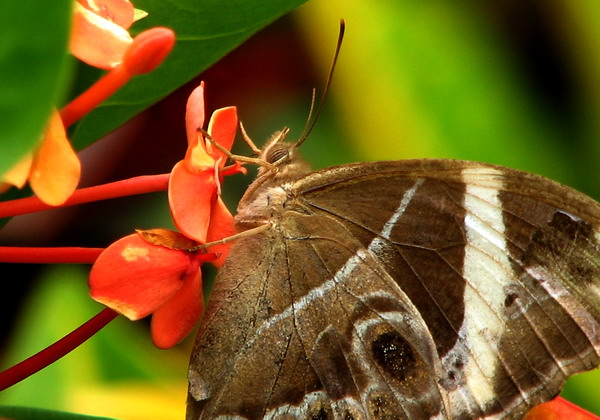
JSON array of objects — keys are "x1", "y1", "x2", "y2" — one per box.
[
  {"x1": 0, "y1": 308, "x2": 118, "y2": 391},
  {"x1": 60, "y1": 64, "x2": 131, "y2": 127},
  {"x1": 0, "y1": 173, "x2": 169, "y2": 218},
  {"x1": 0, "y1": 247, "x2": 104, "y2": 263},
  {"x1": 60, "y1": 27, "x2": 175, "y2": 127}
]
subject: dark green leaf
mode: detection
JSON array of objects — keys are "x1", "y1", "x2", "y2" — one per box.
[
  {"x1": 0, "y1": 406, "x2": 117, "y2": 420},
  {"x1": 70, "y1": 0, "x2": 309, "y2": 150},
  {"x1": 0, "y1": 0, "x2": 71, "y2": 175}
]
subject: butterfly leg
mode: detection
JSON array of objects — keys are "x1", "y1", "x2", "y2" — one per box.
[{"x1": 188, "y1": 222, "x2": 272, "y2": 251}]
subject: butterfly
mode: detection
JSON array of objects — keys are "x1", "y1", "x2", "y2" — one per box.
[{"x1": 186, "y1": 21, "x2": 600, "y2": 420}]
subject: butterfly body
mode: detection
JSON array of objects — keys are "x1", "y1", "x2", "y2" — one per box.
[{"x1": 187, "y1": 137, "x2": 600, "y2": 419}]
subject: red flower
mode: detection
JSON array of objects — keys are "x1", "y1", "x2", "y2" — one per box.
[
  {"x1": 0, "y1": 27, "x2": 174, "y2": 206},
  {"x1": 70, "y1": 0, "x2": 142, "y2": 69},
  {"x1": 169, "y1": 82, "x2": 245, "y2": 266},
  {"x1": 89, "y1": 84, "x2": 244, "y2": 348},
  {"x1": 89, "y1": 230, "x2": 215, "y2": 348},
  {"x1": 524, "y1": 397, "x2": 599, "y2": 420},
  {"x1": 0, "y1": 110, "x2": 80, "y2": 206}
]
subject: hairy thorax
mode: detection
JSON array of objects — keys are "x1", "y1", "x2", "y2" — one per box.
[{"x1": 234, "y1": 138, "x2": 312, "y2": 231}]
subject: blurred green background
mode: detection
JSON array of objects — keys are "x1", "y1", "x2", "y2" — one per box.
[{"x1": 1, "y1": 1, "x2": 599, "y2": 419}]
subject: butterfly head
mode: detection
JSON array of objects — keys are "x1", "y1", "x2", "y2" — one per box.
[
  {"x1": 234, "y1": 21, "x2": 345, "y2": 225},
  {"x1": 256, "y1": 127, "x2": 311, "y2": 180}
]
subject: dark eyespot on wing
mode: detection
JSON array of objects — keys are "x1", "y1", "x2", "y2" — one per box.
[{"x1": 372, "y1": 331, "x2": 418, "y2": 382}]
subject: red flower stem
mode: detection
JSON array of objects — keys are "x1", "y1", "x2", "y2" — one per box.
[
  {"x1": 0, "y1": 308, "x2": 118, "y2": 391},
  {"x1": 60, "y1": 27, "x2": 175, "y2": 128},
  {"x1": 0, "y1": 247, "x2": 104, "y2": 263},
  {"x1": 0, "y1": 173, "x2": 169, "y2": 218},
  {"x1": 61, "y1": 65, "x2": 132, "y2": 128}
]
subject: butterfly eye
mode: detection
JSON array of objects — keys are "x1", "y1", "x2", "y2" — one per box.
[{"x1": 266, "y1": 146, "x2": 290, "y2": 164}]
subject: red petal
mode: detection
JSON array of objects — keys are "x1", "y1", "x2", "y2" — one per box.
[
  {"x1": 1, "y1": 152, "x2": 33, "y2": 189},
  {"x1": 89, "y1": 234, "x2": 191, "y2": 320},
  {"x1": 70, "y1": 2, "x2": 133, "y2": 69},
  {"x1": 168, "y1": 160, "x2": 217, "y2": 243},
  {"x1": 188, "y1": 139, "x2": 217, "y2": 172},
  {"x1": 524, "y1": 397, "x2": 599, "y2": 420},
  {"x1": 221, "y1": 161, "x2": 248, "y2": 177},
  {"x1": 185, "y1": 83, "x2": 205, "y2": 152},
  {"x1": 78, "y1": 0, "x2": 135, "y2": 29},
  {"x1": 151, "y1": 261, "x2": 203, "y2": 349},
  {"x1": 206, "y1": 197, "x2": 235, "y2": 267},
  {"x1": 184, "y1": 84, "x2": 216, "y2": 171},
  {"x1": 207, "y1": 106, "x2": 238, "y2": 166},
  {"x1": 30, "y1": 110, "x2": 81, "y2": 206}
]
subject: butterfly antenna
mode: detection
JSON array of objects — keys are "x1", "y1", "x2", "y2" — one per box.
[{"x1": 294, "y1": 19, "x2": 345, "y2": 150}]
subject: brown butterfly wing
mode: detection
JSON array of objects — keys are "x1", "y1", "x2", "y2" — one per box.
[
  {"x1": 187, "y1": 217, "x2": 448, "y2": 418},
  {"x1": 187, "y1": 159, "x2": 600, "y2": 419}
]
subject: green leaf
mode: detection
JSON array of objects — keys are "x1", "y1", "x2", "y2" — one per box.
[
  {"x1": 70, "y1": 0, "x2": 309, "y2": 150},
  {"x1": 0, "y1": 0, "x2": 71, "y2": 176},
  {"x1": 0, "y1": 406, "x2": 117, "y2": 420}
]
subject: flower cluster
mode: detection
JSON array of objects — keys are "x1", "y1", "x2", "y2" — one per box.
[
  {"x1": 1, "y1": 0, "x2": 173, "y2": 206},
  {"x1": 1, "y1": 0, "x2": 244, "y2": 392},
  {"x1": 90, "y1": 82, "x2": 244, "y2": 349}
]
